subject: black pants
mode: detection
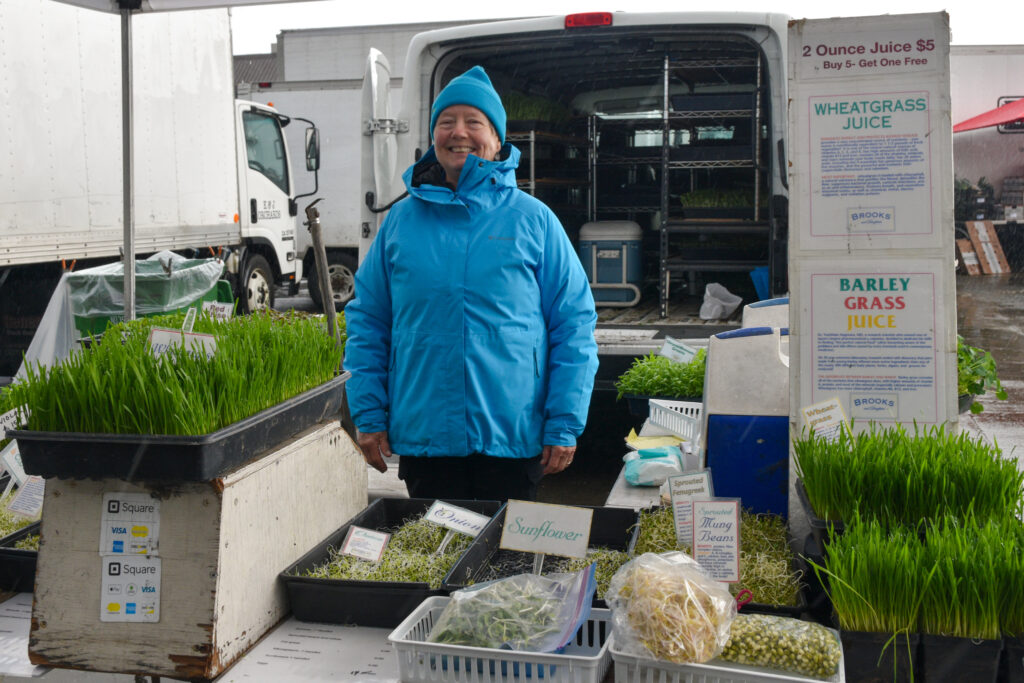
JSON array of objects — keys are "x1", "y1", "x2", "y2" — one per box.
[{"x1": 398, "y1": 453, "x2": 544, "y2": 501}]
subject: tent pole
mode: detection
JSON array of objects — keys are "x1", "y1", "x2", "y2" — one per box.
[{"x1": 121, "y1": 7, "x2": 136, "y2": 322}]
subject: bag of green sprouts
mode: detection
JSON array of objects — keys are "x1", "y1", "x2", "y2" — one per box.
[{"x1": 605, "y1": 551, "x2": 735, "y2": 663}]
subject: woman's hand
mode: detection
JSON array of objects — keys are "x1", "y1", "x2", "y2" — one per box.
[
  {"x1": 541, "y1": 444, "x2": 575, "y2": 475},
  {"x1": 357, "y1": 430, "x2": 392, "y2": 473}
]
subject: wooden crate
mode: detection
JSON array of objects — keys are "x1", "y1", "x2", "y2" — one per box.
[
  {"x1": 967, "y1": 220, "x2": 1011, "y2": 274},
  {"x1": 956, "y1": 238, "x2": 982, "y2": 275},
  {"x1": 28, "y1": 420, "x2": 367, "y2": 680}
]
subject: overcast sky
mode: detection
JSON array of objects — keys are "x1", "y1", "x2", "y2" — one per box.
[{"x1": 229, "y1": 1, "x2": 1023, "y2": 55}]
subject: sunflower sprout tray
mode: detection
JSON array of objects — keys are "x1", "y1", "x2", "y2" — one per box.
[{"x1": 11, "y1": 373, "x2": 349, "y2": 481}]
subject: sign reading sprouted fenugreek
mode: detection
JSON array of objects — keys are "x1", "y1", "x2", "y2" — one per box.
[{"x1": 499, "y1": 500, "x2": 593, "y2": 559}]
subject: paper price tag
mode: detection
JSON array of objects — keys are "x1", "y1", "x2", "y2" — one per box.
[
  {"x1": 499, "y1": 500, "x2": 592, "y2": 559},
  {"x1": 7, "y1": 476, "x2": 44, "y2": 519},
  {"x1": 801, "y1": 397, "x2": 850, "y2": 442},
  {"x1": 1, "y1": 439, "x2": 27, "y2": 488},
  {"x1": 182, "y1": 307, "x2": 197, "y2": 332},
  {"x1": 101, "y1": 555, "x2": 161, "y2": 622},
  {"x1": 691, "y1": 498, "x2": 740, "y2": 583},
  {"x1": 659, "y1": 336, "x2": 699, "y2": 363},
  {"x1": 148, "y1": 327, "x2": 217, "y2": 360},
  {"x1": 340, "y1": 526, "x2": 390, "y2": 562},
  {"x1": 424, "y1": 500, "x2": 491, "y2": 537},
  {"x1": 0, "y1": 408, "x2": 25, "y2": 441},
  {"x1": 101, "y1": 493, "x2": 160, "y2": 555},
  {"x1": 202, "y1": 300, "x2": 233, "y2": 321},
  {"x1": 668, "y1": 470, "x2": 714, "y2": 548}
]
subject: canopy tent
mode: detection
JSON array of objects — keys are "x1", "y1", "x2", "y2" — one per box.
[{"x1": 954, "y1": 97, "x2": 1024, "y2": 133}]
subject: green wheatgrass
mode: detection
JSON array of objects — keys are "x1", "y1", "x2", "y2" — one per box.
[
  {"x1": 794, "y1": 423, "x2": 1024, "y2": 527},
  {"x1": 632, "y1": 506, "x2": 801, "y2": 607},
  {"x1": 302, "y1": 517, "x2": 474, "y2": 590},
  {"x1": 7, "y1": 310, "x2": 344, "y2": 436},
  {"x1": 615, "y1": 350, "x2": 706, "y2": 400}
]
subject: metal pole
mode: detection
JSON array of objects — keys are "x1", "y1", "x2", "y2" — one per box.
[{"x1": 121, "y1": 8, "x2": 136, "y2": 322}]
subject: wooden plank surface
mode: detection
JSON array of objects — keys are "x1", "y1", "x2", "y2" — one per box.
[
  {"x1": 968, "y1": 220, "x2": 1011, "y2": 274},
  {"x1": 956, "y1": 238, "x2": 982, "y2": 275}
]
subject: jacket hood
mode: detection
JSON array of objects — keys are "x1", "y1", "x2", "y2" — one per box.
[{"x1": 403, "y1": 143, "x2": 521, "y2": 203}]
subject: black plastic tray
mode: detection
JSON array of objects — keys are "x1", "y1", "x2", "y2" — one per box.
[
  {"x1": 11, "y1": 372, "x2": 349, "y2": 482},
  {"x1": 795, "y1": 479, "x2": 845, "y2": 551},
  {"x1": 280, "y1": 497, "x2": 501, "y2": 628},
  {"x1": 0, "y1": 521, "x2": 40, "y2": 592},
  {"x1": 443, "y1": 504, "x2": 639, "y2": 607}
]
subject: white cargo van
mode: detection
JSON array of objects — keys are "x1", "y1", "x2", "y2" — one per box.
[{"x1": 361, "y1": 12, "x2": 790, "y2": 317}]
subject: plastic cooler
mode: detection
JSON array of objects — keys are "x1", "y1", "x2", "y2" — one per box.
[
  {"x1": 742, "y1": 296, "x2": 789, "y2": 329},
  {"x1": 700, "y1": 327, "x2": 790, "y2": 517},
  {"x1": 578, "y1": 221, "x2": 642, "y2": 305}
]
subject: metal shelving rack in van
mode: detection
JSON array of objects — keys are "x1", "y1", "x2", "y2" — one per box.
[
  {"x1": 589, "y1": 53, "x2": 770, "y2": 317},
  {"x1": 506, "y1": 130, "x2": 589, "y2": 215}
]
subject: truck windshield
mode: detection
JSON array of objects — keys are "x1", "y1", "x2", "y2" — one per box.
[{"x1": 242, "y1": 110, "x2": 290, "y2": 194}]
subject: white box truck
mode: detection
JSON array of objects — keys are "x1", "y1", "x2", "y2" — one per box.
[
  {"x1": 360, "y1": 12, "x2": 792, "y2": 316},
  {"x1": 0, "y1": 0, "x2": 318, "y2": 375}
]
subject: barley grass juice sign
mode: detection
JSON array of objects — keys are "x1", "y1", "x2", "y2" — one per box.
[{"x1": 788, "y1": 13, "x2": 956, "y2": 444}]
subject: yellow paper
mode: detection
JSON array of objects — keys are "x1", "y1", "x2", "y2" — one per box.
[{"x1": 625, "y1": 429, "x2": 685, "y2": 450}]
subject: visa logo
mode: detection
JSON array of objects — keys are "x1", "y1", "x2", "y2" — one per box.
[
  {"x1": 111, "y1": 527, "x2": 127, "y2": 534},
  {"x1": 141, "y1": 586, "x2": 156, "y2": 593}
]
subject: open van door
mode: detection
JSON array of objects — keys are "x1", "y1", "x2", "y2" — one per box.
[{"x1": 359, "y1": 49, "x2": 404, "y2": 263}]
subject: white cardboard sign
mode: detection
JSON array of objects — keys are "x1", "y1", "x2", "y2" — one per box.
[
  {"x1": 6, "y1": 475, "x2": 44, "y2": 519},
  {"x1": 1, "y1": 439, "x2": 27, "y2": 488},
  {"x1": 148, "y1": 327, "x2": 218, "y2": 359},
  {"x1": 499, "y1": 500, "x2": 593, "y2": 559},
  {"x1": 659, "y1": 337, "x2": 698, "y2": 363},
  {"x1": 202, "y1": 300, "x2": 233, "y2": 321},
  {"x1": 802, "y1": 397, "x2": 851, "y2": 442},
  {"x1": 668, "y1": 470, "x2": 714, "y2": 548},
  {"x1": 691, "y1": 499, "x2": 741, "y2": 583},
  {"x1": 340, "y1": 526, "x2": 390, "y2": 563},
  {"x1": 424, "y1": 501, "x2": 491, "y2": 538},
  {"x1": 101, "y1": 493, "x2": 160, "y2": 555},
  {"x1": 101, "y1": 555, "x2": 161, "y2": 622},
  {"x1": 0, "y1": 408, "x2": 23, "y2": 441}
]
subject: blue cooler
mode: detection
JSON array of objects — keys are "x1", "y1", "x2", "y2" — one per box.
[
  {"x1": 578, "y1": 221, "x2": 642, "y2": 305},
  {"x1": 700, "y1": 326, "x2": 790, "y2": 517}
]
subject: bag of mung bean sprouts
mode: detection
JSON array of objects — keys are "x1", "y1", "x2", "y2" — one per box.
[{"x1": 606, "y1": 551, "x2": 735, "y2": 663}]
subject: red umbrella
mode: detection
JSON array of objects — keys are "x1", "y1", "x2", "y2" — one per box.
[{"x1": 954, "y1": 98, "x2": 1024, "y2": 133}]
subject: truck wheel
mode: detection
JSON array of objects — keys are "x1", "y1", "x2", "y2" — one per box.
[
  {"x1": 240, "y1": 254, "x2": 274, "y2": 313},
  {"x1": 308, "y1": 252, "x2": 357, "y2": 312}
]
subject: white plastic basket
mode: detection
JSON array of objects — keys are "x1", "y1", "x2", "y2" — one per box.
[
  {"x1": 610, "y1": 628, "x2": 846, "y2": 683},
  {"x1": 388, "y1": 595, "x2": 612, "y2": 683},
  {"x1": 648, "y1": 399, "x2": 702, "y2": 441}
]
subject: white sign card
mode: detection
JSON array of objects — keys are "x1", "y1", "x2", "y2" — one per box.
[
  {"x1": 101, "y1": 493, "x2": 161, "y2": 555},
  {"x1": 340, "y1": 526, "x2": 390, "y2": 563},
  {"x1": 101, "y1": 555, "x2": 161, "y2": 622},
  {"x1": 659, "y1": 337, "x2": 699, "y2": 363},
  {"x1": 148, "y1": 327, "x2": 218, "y2": 359},
  {"x1": 691, "y1": 499, "x2": 741, "y2": 583},
  {"x1": 801, "y1": 397, "x2": 850, "y2": 442},
  {"x1": 7, "y1": 476, "x2": 44, "y2": 519},
  {"x1": 181, "y1": 307, "x2": 197, "y2": 332},
  {"x1": 0, "y1": 408, "x2": 23, "y2": 441},
  {"x1": 499, "y1": 500, "x2": 593, "y2": 559},
  {"x1": 202, "y1": 300, "x2": 233, "y2": 321},
  {"x1": 668, "y1": 470, "x2": 714, "y2": 548},
  {"x1": 424, "y1": 500, "x2": 491, "y2": 537},
  {"x1": 1, "y1": 439, "x2": 27, "y2": 488}
]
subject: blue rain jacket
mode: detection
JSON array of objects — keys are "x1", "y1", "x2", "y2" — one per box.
[{"x1": 344, "y1": 144, "x2": 599, "y2": 458}]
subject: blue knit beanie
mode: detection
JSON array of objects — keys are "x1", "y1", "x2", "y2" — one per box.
[{"x1": 429, "y1": 66, "x2": 506, "y2": 144}]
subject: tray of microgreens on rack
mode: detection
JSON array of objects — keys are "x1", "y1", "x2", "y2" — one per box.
[
  {"x1": 793, "y1": 422, "x2": 1024, "y2": 683},
  {"x1": 6, "y1": 310, "x2": 347, "y2": 481}
]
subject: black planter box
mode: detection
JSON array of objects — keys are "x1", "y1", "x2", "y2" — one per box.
[
  {"x1": 799, "y1": 533, "x2": 834, "y2": 625},
  {"x1": 444, "y1": 504, "x2": 638, "y2": 607},
  {"x1": 0, "y1": 521, "x2": 40, "y2": 592},
  {"x1": 1000, "y1": 635, "x2": 1024, "y2": 683},
  {"x1": 280, "y1": 498, "x2": 501, "y2": 628},
  {"x1": 796, "y1": 479, "x2": 845, "y2": 551},
  {"x1": 11, "y1": 372, "x2": 349, "y2": 482},
  {"x1": 921, "y1": 633, "x2": 1001, "y2": 683},
  {"x1": 841, "y1": 630, "x2": 920, "y2": 683}
]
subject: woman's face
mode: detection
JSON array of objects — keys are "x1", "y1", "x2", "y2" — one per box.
[{"x1": 432, "y1": 105, "x2": 501, "y2": 184}]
